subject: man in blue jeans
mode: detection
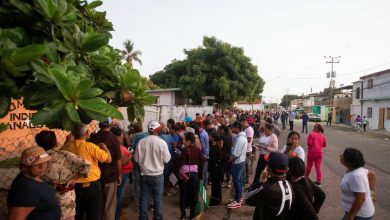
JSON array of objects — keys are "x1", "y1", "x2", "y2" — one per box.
[
  {"x1": 227, "y1": 121, "x2": 247, "y2": 209},
  {"x1": 134, "y1": 121, "x2": 171, "y2": 220},
  {"x1": 302, "y1": 111, "x2": 309, "y2": 134}
]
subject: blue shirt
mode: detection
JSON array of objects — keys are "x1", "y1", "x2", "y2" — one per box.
[
  {"x1": 159, "y1": 134, "x2": 175, "y2": 157},
  {"x1": 302, "y1": 114, "x2": 309, "y2": 124},
  {"x1": 171, "y1": 133, "x2": 180, "y2": 143},
  {"x1": 132, "y1": 132, "x2": 148, "y2": 149},
  {"x1": 199, "y1": 129, "x2": 209, "y2": 157}
]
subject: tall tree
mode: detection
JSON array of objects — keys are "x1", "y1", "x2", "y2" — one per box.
[
  {"x1": 150, "y1": 36, "x2": 265, "y2": 105},
  {"x1": 280, "y1": 94, "x2": 304, "y2": 107},
  {"x1": 121, "y1": 39, "x2": 142, "y2": 67}
]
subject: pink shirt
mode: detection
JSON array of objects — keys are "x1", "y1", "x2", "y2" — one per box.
[{"x1": 307, "y1": 131, "x2": 327, "y2": 153}]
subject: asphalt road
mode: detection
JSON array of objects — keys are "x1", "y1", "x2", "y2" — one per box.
[{"x1": 121, "y1": 120, "x2": 390, "y2": 220}]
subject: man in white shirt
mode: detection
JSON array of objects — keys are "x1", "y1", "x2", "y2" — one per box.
[
  {"x1": 241, "y1": 118, "x2": 254, "y2": 184},
  {"x1": 289, "y1": 111, "x2": 296, "y2": 131},
  {"x1": 227, "y1": 121, "x2": 247, "y2": 209},
  {"x1": 134, "y1": 121, "x2": 171, "y2": 220}
]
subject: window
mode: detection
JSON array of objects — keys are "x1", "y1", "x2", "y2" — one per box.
[
  {"x1": 387, "y1": 108, "x2": 390, "y2": 120},
  {"x1": 355, "y1": 87, "x2": 360, "y2": 99},
  {"x1": 367, "y1": 79, "x2": 373, "y2": 89},
  {"x1": 367, "y1": 107, "x2": 372, "y2": 118}
]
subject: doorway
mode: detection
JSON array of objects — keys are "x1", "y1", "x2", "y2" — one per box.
[{"x1": 378, "y1": 108, "x2": 385, "y2": 129}]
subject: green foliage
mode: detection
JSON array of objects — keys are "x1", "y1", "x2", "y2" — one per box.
[
  {"x1": 0, "y1": 0, "x2": 154, "y2": 130},
  {"x1": 150, "y1": 36, "x2": 265, "y2": 105},
  {"x1": 280, "y1": 94, "x2": 304, "y2": 107}
]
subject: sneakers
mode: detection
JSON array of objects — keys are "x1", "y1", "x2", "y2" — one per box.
[
  {"x1": 314, "y1": 181, "x2": 322, "y2": 187},
  {"x1": 229, "y1": 198, "x2": 244, "y2": 204},
  {"x1": 227, "y1": 201, "x2": 242, "y2": 209}
]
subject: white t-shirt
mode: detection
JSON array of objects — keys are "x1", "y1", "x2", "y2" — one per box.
[
  {"x1": 258, "y1": 134, "x2": 278, "y2": 155},
  {"x1": 245, "y1": 126, "x2": 254, "y2": 153},
  {"x1": 341, "y1": 167, "x2": 375, "y2": 217},
  {"x1": 280, "y1": 145, "x2": 305, "y2": 162}
]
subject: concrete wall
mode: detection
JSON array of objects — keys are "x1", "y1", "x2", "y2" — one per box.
[
  {"x1": 236, "y1": 104, "x2": 264, "y2": 111},
  {"x1": 362, "y1": 100, "x2": 390, "y2": 131},
  {"x1": 362, "y1": 73, "x2": 390, "y2": 99}
]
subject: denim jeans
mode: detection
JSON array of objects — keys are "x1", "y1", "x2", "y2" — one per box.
[
  {"x1": 302, "y1": 122, "x2": 308, "y2": 133},
  {"x1": 289, "y1": 120, "x2": 294, "y2": 130},
  {"x1": 202, "y1": 160, "x2": 209, "y2": 187},
  {"x1": 139, "y1": 174, "x2": 164, "y2": 220},
  {"x1": 281, "y1": 119, "x2": 286, "y2": 129},
  {"x1": 132, "y1": 165, "x2": 141, "y2": 207},
  {"x1": 231, "y1": 162, "x2": 245, "y2": 202},
  {"x1": 116, "y1": 174, "x2": 129, "y2": 220}
]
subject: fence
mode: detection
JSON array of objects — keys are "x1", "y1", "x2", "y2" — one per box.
[{"x1": 0, "y1": 104, "x2": 213, "y2": 218}]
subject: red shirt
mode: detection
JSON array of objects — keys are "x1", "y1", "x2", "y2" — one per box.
[{"x1": 120, "y1": 145, "x2": 133, "y2": 174}]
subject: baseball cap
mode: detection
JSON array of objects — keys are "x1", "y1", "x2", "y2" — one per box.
[
  {"x1": 20, "y1": 146, "x2": 51, "y2": 166},
  {"x1": 99, "y1": 117, "x2": 113, "y2": 128},
  {"x1": 184, "y1": 116, "x2": 193, "y2": 123},
  {"x1": 264, "y1": 152, "x2": 289, "y2": 175},
  {"x1": 148, "y1": 120, "x2": 161, "y2": 132},
  {"x1": 248, "y1": 117, "x2": 254, "y2": 124}
]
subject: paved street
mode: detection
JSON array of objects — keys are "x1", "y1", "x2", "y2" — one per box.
[{"x1": 121, "y1": 120, "x2": 390, "y2": 220}]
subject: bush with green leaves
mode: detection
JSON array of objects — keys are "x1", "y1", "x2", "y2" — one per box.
[{"x1": 0, "y1": 0, "x2": 155, "y2": 131}]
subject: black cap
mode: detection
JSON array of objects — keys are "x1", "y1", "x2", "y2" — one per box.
[{"x1": 265, "y1": 152, "x2": 289, "y2": 174}]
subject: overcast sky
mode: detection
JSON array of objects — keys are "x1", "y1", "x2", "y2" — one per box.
[{"x1": 100, "y1": 0, "x2": 390, "y2": 103}]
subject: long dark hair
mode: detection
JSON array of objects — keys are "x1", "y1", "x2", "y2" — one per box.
[{"x1": 210, "y1": 131, "x2": 223, "y2": 154}]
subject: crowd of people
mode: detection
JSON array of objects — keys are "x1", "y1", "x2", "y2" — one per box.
[{"x1": 6, "y1": 109, "x2": 377, "y2": 220}]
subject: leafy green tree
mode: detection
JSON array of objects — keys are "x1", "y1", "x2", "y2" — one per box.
[
  {"x1": 0, "y1": 0, "x2": 154, "y2": 130},
  {"x1": 150, "y1": 36, "x2": 265, "y2": 105},
  {"x1": 121, "y1": 39, "x2": 142, "y2": 68}
]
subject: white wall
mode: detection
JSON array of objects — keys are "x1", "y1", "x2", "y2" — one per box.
[
  {"x1": 149, "y1": 91, "x2": 174, "y2": 106},
  {"x1": 362, "y1": 72, "x2": 390, "y2": 99},
  {"x1": 159, "y1": 106, "x2": 213, "y2": 124},
  {"x1": 362, "y1": 100, "x2": 390, "y2": 131},
  {"x1": 303, "y1": 97, "x2": 314, "y2": 107},
  {"x1": 236, "y1": 104, "x2": 264, "y2": 111}
]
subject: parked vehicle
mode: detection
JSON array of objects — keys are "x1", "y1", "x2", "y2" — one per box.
[
  {"x1": 308, "y1": 113, "x2": 321, "y2": 122},
  {"x1": 294, "y1": 109, "x2": 304, "y2": 119}
]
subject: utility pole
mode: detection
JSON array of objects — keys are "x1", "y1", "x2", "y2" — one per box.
[{"x1": 324, "y1": 56, "x2": 340, "y2": 110}]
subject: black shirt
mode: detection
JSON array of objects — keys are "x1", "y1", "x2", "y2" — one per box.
[
  {"x1": 8, "y1": 174, "x2": 61, "y2": 220},
  {"x1": 90, "y1": 130, "x2": 121, "y2": 183},
  {"x1": 221, "y1": 134, "x2": 232, "y2": 159},
  {"x1": 246, "y1": 176, "x2": 293, "y2": 220},
  {"x1": 290, "y1": 177, "x2": 326, "y2": 220}
]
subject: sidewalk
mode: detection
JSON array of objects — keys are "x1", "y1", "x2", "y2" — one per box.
[{"x1": 319, "y1": 121, "x2": 390, "y2": 139}]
